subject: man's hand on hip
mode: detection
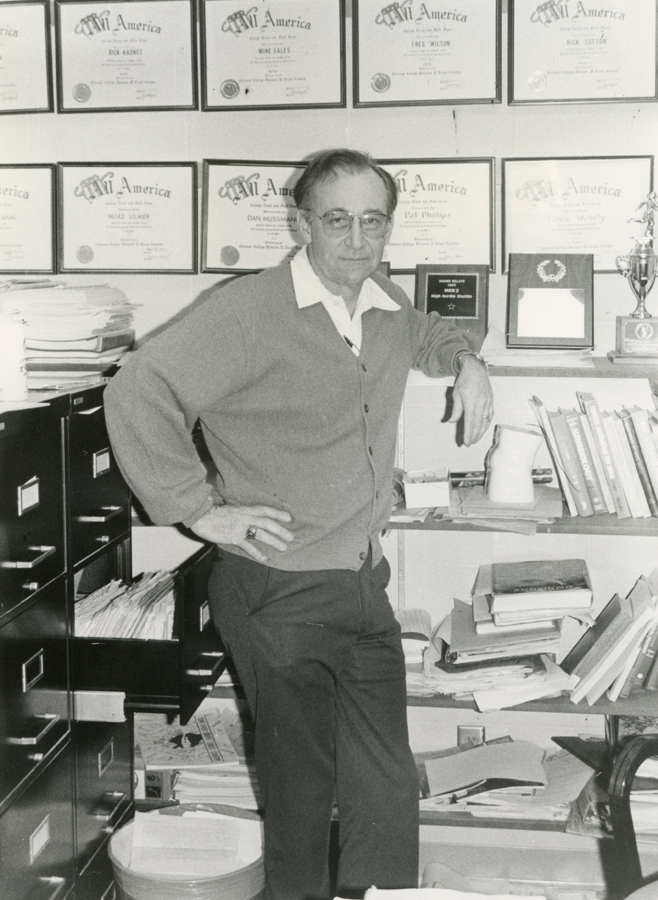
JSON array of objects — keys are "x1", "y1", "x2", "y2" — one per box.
[
  {"x1": 450, "y1": 355, "x2": 494, "y2": 447},
  {"x1": 190, "y1": 504, "x2": 294, "y2": 563}
]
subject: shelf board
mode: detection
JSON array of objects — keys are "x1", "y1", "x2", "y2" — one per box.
[
  {"x1": 487, "y1": 357, "x2": 658, "y2": 380},
  {"x1": 407, "y1": 690, "x2": 658, "y2": 716},
  {"x1": 389, "y1": 511, "x2": 658, "y2": 537},
  {"x1": 418, "y1": 809, "x2": 569, "y2": 831}
]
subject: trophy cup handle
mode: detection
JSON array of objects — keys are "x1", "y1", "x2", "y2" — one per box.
[{"x1": 616, "y1": 254, "x2": 631, "y2": 276}]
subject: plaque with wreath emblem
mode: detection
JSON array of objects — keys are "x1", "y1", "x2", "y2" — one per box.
[{"x1": 506, "y1": 252, "x2": 593, "y2": 350}]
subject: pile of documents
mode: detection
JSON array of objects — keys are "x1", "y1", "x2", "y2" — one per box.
[
  {"x1": 75, "y1": 571, "x2": 175, "y2": 639},
  {"x1": 417, "y1": 739, "x2": 593, "y2": 824},
  {"x1": 135, "y1": 699, "x2": 260, "y2": 810},
  {"x1": 0, "y1": 280, "x2": 136, "y2": 390},
  {"x1": 448, "y1": 481, "x2": 564, "y2": 534}
]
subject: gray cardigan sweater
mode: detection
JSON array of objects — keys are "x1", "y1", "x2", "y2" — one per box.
[{"x1": 104, "y1": 260, "x2": 475, "y2": 571}]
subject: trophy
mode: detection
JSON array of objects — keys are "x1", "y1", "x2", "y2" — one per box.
[{"x1": 611, "y1": 192, "x2": 658, "y2": 362}]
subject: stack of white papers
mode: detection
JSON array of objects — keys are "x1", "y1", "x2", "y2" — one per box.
[{"x1": 75, "y1": 572, "x2": 175, "y2": 639}]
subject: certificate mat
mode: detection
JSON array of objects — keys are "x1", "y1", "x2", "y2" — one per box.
[
  {"x1": 58, "y1": 163, "x2": 196, "y2": 272},
  {"x1": 354, "y1": 0, "x2": 500, "y2": 106},
  {"x1": 203, "y1": 160, "x2": 305, "y2": 272},
  {"x1": 510, "y1": 0, "x2": 658, "y2": 103},
  {"x1": 0, "y1": 1, "x2": 52, "y2": 113},
  {"x1": 56, "y1": 0, "x2": 197, "y2": 111},
  {"x1": 379, "y1": 159, "x2": 494, "y2": 272},
  {"x1": 0, "y1": 165, "x2": 55, "y2": 272},
  {"x1": 503, "y1": 156, "x2": 654, "y2": 273},
  {"x1": 201, "y1": 0, "x2": 344, "y2": 109}
]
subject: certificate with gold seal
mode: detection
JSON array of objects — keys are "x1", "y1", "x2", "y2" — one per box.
[
  {"x1": 510, "y1": 0, "x2": 658, "y2": 103},
  {"x1": 201, "y1": 0, "x2": 345, "y2": 109},
  {"x1": 0, "y1": 1, "x2": 53, "y2": 113},
  {"x1": 202, "y1": 160, "x2": 305, "y2": 271},
  {"x1": 58, "y1": 162, "x2": 197, "y2": 272},
  {"x1": 354, "y1": 0, "x2": 501, "y2": 106},
  {"x1": 378, "y1": 158, "x2": 494, "y2": 272},
  {"x1": 55, "y1": 0, "x2": 197, "y2": 111},
  {"x1": 0, "y1": 165, "x2": 55, "y2": 272}
]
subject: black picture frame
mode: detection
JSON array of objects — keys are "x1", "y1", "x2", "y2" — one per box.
[
  {"x1": 415, "y1": 263, "x2": 489, "y2": 346},
  {"x1": 506, "y1": 253, "x2": 594, "y2": 350}
]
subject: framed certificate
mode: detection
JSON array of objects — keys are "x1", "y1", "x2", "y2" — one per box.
[
  {"x1": 378, "y1": 158, "x2": 494, "y2": 273},
  {"x1": 58, "y1": 162, "x2": 197, "y2": 273},
  {"x1": 0, "y1": 2, "x2": 53, "y2": 114},
  {"x1": 509, "y1": 0, "x2": 658, "y2": 104},
  {"x1": 507, "y1": 253, "x2": 594, "y2": 350},
  {"x1": 354, "y1": 0, "x2": 501, "y2": 107},
  {"x1": 55, "y1": 0, "x2": 198, "y2": 112},
  {"x1": 201, "y1": 0, "x2": 345, "y2": 110},
  {"x1": 415, "y1": 263, "x2": 489, "y2": 345},
  {"x1": 0, "y1": 165, "x2": 55, "y2": 272},
  {"x1": 202, "y1": 159, "x2": 305, "y2": 272},
  {"x1": 502, "y1": 156, "x2": 654, "y2": 273}
]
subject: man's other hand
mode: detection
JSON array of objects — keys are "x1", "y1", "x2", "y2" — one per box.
[
  {"x1": 450, "y1": 356, "x2": 494, "y2": 446},
  {"x1": 190, "y1": 504, "x2": 294, "y2": 563}
]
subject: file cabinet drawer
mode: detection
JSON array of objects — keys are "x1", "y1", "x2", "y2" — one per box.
[
  {"x1": 74, "y1": 720, "x2": 132, "y2": 873},
  {"x1": 66, "y1": 391, "x2": 130, "y2": 568},
  {"x1": 76, "y1": 844, "x2": 118, "y2": 900},
  {"x1": 0, "y1": 406, "x2": 65, "y2": 618},
  {"x1": 0, "y1": 743, "x2": 75, "y2": 900},
  {"x1": 71, "y1": 544, "x2": 223, "y2": 724},
  {"x1": 0, "y1": 580, "x2": 70, "y2": 811}
]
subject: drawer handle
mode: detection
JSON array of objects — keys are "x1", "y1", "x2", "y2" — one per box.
[
  {"x1": 37, "y1": 876, "x2": 67, "y2": 900},
  {"x1": 75, "y1": 505, "x2": 124, "y2": 523},
  {"x1": 8, "y1": 713, "x2": 61, "y2": 746},
  {"x1": 92, "y1": 790, "x2": 126, "y2": 832},
  {"x1": 185, "y1": 651, "x2": 224, "y2": 681},
  {"x1": 1, "y1": 545, "x2": 56, "y2": 569}
]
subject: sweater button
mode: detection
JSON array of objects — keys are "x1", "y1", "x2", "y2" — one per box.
[
  {"x1": 368, "y1": 446, "x2": 374, "y2": 455},
  {"x1": 364, "y1": 404, "x2": 369, "y2": 413},
  {"x1": 359, "y1": 551, "x2": 367, "y2": 561},
  {"x1": 361, "y1": 363, "x2": 367, "y2": 372}
]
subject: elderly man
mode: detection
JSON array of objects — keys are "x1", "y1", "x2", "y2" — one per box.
[{"x1": 104, "y1": 148, "x2": 493, "y2": 900}]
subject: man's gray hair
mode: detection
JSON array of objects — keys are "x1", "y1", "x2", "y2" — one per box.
[{"x1": 293, "y1": 149, "x2": 398, "y2": 216}]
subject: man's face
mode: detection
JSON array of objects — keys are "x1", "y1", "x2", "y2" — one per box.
[{"x1": 297, "y1": 169, "x2": 394, "y2": 301}]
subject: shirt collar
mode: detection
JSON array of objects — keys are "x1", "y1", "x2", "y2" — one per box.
[{"x1": 290, "y1": 245, "x2": 400, "y2": 313}]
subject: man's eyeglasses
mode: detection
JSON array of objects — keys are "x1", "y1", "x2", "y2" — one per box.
[{"x1": 303, "y1": 209, "x2": 391, "y2": 238}]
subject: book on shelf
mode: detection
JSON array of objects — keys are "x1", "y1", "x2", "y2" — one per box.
[
  {"x1": 613, "y1": 412, "x2": 653, "y2": 517},
  {"x1": 528, "y1": 396, "x2": 578, "y2": 517},
  {"x1": 627, "y1": 406, "x2": 658, "y2": 500},
  {"x1": 445, "y1": 599, "x2": 561, "y2": 665},
  {"x1": 25, "y1": 359, "x2": 122, "y2": 373},
  {"x1": 561, "y1": 407, "x2": 607, "y2": 515},
  {"x1": 394, "y1": 607, "x2": 433, "y2": 667},
  {"x1": 579, "y1": 414, "x2": 615, "y2": 514},
  {"x1": 471, "y1": 593, "x2": 560, "y2": 635},
  {"x1": 612, "y1": 569, "x2": 658, "y2": 699},
  {"x1": 602, "y1": 411, "x2": 649, "y2": 518},
  {"x1": 489, "y1": 558, "x2": 593, "y2": 613},
  {"x1": 617, "y1": 408, "x2": 658, "y2": 517},
  {"x1": 561, "y1": 576, "x2": 658, "y2": 704},
  {"x1": 577, "y1": 391, "x2": 631, "y2": 519},
  {"x1": 547, "y1": 409, "x2": 593, "y2": 516}
]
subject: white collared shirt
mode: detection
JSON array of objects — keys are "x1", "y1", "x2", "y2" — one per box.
[{"x1": 290, "y1": 245, "x2": 399, "y2": 356}]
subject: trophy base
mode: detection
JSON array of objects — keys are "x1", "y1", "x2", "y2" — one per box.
[{"x1": 613, "y1": 316, "x2": 658, "y2": 359}]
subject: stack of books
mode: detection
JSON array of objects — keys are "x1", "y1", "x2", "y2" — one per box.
[
  {"x1": 562, "y1": 569, "x2": 658, "y2": 705},
  {"x1": 530, "y1": 391, "x2": 658, "y2": 520},
  {"x1": 0, "y1": 280, "x2": 135, "y2": 390}
]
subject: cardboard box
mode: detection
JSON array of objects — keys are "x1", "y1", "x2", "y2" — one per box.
[{"x1": 403, "y1": 468, "x2": 450, "y2": 508}]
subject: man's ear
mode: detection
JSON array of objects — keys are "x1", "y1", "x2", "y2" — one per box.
[{"x1": 297, "y1": 210, "x2": 312, "y2": 244}]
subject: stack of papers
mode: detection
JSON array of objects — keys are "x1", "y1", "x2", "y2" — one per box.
[{"x1": 75, "y1": 571, "x2": 175, "y2": 639}]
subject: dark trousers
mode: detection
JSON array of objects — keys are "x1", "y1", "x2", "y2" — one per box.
[{"x1": 207, "y1": 549, "x2": 419, "y2": 900}]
